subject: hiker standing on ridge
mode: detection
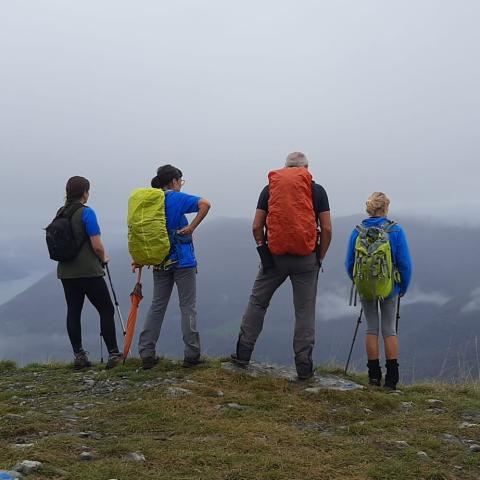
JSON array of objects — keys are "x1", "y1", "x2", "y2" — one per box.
[
  {"x1": 135, "y1": 165, "x2": 211, "y2": 369},
  {"x1": 48, "y1": 176, "x2": 123, "y2": 370},
  {"x1": 231, "y1": 152, "x2": 332, "y2": 380},
  {"x1": 345, "y1": 192, "x2": 412, "y2": 390}
]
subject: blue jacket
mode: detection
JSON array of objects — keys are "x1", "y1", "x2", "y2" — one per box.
[
  {"x1": 164, "y1": 191, "x2": 201, "y2": 269},
  {"x1": 345, "y1": 217, "x2": 412, "y2": 297}
]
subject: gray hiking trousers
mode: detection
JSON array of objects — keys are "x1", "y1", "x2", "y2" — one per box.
[
  {"x1": 138, "y1": 267, "x2": 200, "y2": 361},
  {"x1": 236, "y1": 253, "x2": 320, "y2": 376},
  {"x1": 361, "y1": 296, "x2": 398, "y2": 337}
]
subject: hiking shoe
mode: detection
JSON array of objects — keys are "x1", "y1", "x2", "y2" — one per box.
[
  {"x1": 297, "y1": 371, "x2": 315, "y2": 381},
  {"x1": 73, "y1": 350, "x2": 91, "y2": 370},
  {"x1": 383, "y1": 382, "x2": 396, "y2": 391},
  {"x1": 182, "y1": 357, "x2": 205, "y2": 368},
  {"x1": 106, "y1": 353, "x2": 124, "y2": 370},
  {"x1": 141, "y1": 356, "x2": 160, "y2": 370},
  {"x1": 230, "y1": 353, "x2": 249, "y2": 368},
  {"x1": 368, "y1": 378, "x2": 382, "y2": 387}
]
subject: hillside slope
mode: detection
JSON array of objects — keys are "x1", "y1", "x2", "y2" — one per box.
[{"x1": 0, "y1": 359, "x2": 480, "y2": 479}]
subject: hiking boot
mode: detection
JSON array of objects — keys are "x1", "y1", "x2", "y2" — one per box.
[
  {"x1": 106, "y1": 353, "x2": 124, "y2": 370},
  {"x1": 384, "y1": 359, "x2": 399, "y2": 390},
  {"x1": 141, "y1": 356, "x2": 160, "y2": 370},
  {"x1": 230, "y1": 353, "x2": 250, "y2": 368},
  {"x1": 182, "y1": 356, "x2": 205, "y2": 368},
  {"x1": 73, "y1": 350, "x2": 91, "y2": 370},
  {"x1": 367, "y1": 359, "x2": 382, "y2": 387}
]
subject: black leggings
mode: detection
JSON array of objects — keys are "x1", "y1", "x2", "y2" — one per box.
[{"x1": 61, "y1": 276, "x2": 119, "y2": 355}]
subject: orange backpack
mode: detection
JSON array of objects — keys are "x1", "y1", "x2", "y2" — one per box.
[{"x1": 266, "y1": 167, "x2": 317, "y2": 256}]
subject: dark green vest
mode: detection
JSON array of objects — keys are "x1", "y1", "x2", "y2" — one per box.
[{"x1": 57, "y1": 203, "x2": 105, "y2": 279}]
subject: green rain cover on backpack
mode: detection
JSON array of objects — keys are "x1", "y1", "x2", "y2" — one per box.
[
  {"x1": 128, "y1": 188, "x2": 170, "y2": 266},
  {"x1": 353, "y1": 221, "x2": 397, "y2": 301}
]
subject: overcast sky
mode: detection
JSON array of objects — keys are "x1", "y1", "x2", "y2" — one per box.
[{"x1": 1, "y1": 0, "x2": 479, "y2": 234}]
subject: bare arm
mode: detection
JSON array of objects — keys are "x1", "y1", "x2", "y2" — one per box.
[
  {"x1": 252, "y1": 209, "x2": 267, "y2": 246},
  {"x1": 177, "y1": 198, "x2": 211, "y2": 235},
  {"x1": 318, "y1": 211, "x2": 333, "y2": 261},
  {"x1": 90, "y1": 235, "x2": 109, "y2": 264}
]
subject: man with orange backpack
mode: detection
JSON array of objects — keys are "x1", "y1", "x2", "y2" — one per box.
[{"x1": 231, "y1": 152, "x2": 332, "y2": 380}]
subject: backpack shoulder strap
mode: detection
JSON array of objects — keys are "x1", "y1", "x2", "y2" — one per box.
[
  {"x1": 56, "y1": 203, "x2": 83, "y2": 218},
  {"x1": 312, "y1": 182, "x2": 319, "y2": 221},
  {"x1": 381, "y1": 220, "x2": 397, "y2": 233},
  {"x1": 61, "y1": 203, "x2": 84, "y2": 219},
  {"x1": 355, "y1": 224, "x2": 367, "y2": 236}
]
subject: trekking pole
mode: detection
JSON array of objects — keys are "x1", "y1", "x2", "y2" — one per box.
[
  {"x1": 349, "y1": 282, "x2": 355, "y2": 306},
  {"x1": 104, "y1": 263, "x2": 126, "y2": 335},
  {"x1": 395, "y1": 296, "x2": 401, "y2": 333},
  {"x1": 344, "y1": 308, "x2": 363, "y2": 375},
  {"x1": 100, "y1": 332, "x2": 104, "y2": 363}
]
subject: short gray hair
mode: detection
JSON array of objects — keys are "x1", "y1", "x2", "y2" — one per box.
[{"x1": 285, "y1": 152, "x2": 308, "y2": 168}]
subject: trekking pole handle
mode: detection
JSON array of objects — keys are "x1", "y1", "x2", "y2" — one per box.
[{"x1": 136, "y1": 266, "x2": 142, "y2": 284}]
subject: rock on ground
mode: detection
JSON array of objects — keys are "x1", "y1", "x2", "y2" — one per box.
[
  {"x1": 79, "y1": 452, "x2": 94, "y2": 461},
  {"x1": 124, "y1": 452, "x2": 146, "y2": 462},
  {"x1": 165, "y1": 387, "x2": 192, "y2": 398},
  {"x1": 13, "y1": 461, "x2": 42, "y2": 475},
  {"x1": 221, "y1": 362, "x2": 363, "y2": 391},
  {"x1": 216, "y1": 403, "x2": 248, "y2": 412}
]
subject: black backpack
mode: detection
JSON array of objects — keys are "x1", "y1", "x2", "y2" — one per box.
[{"x1": 45, "y1": 203, "x2": 85, "y2": 261}]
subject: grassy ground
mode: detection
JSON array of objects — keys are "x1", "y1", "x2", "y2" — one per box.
[{"x1": 0, "y1": 358, "x2": 479, "y2": 480}]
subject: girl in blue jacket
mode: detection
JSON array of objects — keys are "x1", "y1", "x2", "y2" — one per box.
[{"x1": 345, "y1": 192, "x2": 412, "y2": 389}]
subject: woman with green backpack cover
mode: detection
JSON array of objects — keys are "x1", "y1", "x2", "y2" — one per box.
[{"x1": 345, "y1": 192, "x2": 412, "y2": 390}]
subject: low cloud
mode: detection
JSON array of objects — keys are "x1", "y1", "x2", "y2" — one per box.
[
  {"x1": 461, "y1": 286, "x2": 480, "y2": 313},
  {"x1": 317, "y1": 285, "x2": 450, "y2": 322},
  {"x1": 317, "y1": 286, "x2": 357, "y2": 322},
  {"x1": 401, "y1": 288, "x2": 451, "y2": 307}
]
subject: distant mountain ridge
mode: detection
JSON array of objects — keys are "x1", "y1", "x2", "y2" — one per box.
[{"x1": 1, "y1": 215, "x2": 479, "y2": 382}]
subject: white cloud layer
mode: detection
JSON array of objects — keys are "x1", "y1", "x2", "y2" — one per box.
[
  {"x1": 461, "y1": 286, "x2": 480, "y2": 313},
  {"x1": 317, "y1": 285, "x2": 451, "y2": 321},
  {"x1": 401, "y1": 288, "x2": 451, "y2": 307}
]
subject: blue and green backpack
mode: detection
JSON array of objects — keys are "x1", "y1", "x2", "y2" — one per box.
[{"x1": 353, "y1": 221, "x2": 400, "y2": 301}]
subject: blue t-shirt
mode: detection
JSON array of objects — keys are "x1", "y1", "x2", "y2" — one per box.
[
  {"x1": 82, "y1": 207, "x2": 101, "y2": 237},
  {"x1": 164, "y1": 191, "x2": 201, "y2": 268}
]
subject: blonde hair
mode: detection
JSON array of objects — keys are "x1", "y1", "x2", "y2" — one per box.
[{"x1": 366, "y1": 192, "x2": 390, "y2": 217}]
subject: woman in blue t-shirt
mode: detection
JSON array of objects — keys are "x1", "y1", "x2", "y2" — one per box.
[
  {"x1": 57, "y1": 176, "x2": 123, "y2": 370},
  {"x1": 345, "y1": 192, "x2": 412, "y2": 390},
  {"x1": 135, "y1": 165, "x2": 211, "y2": 370}
]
